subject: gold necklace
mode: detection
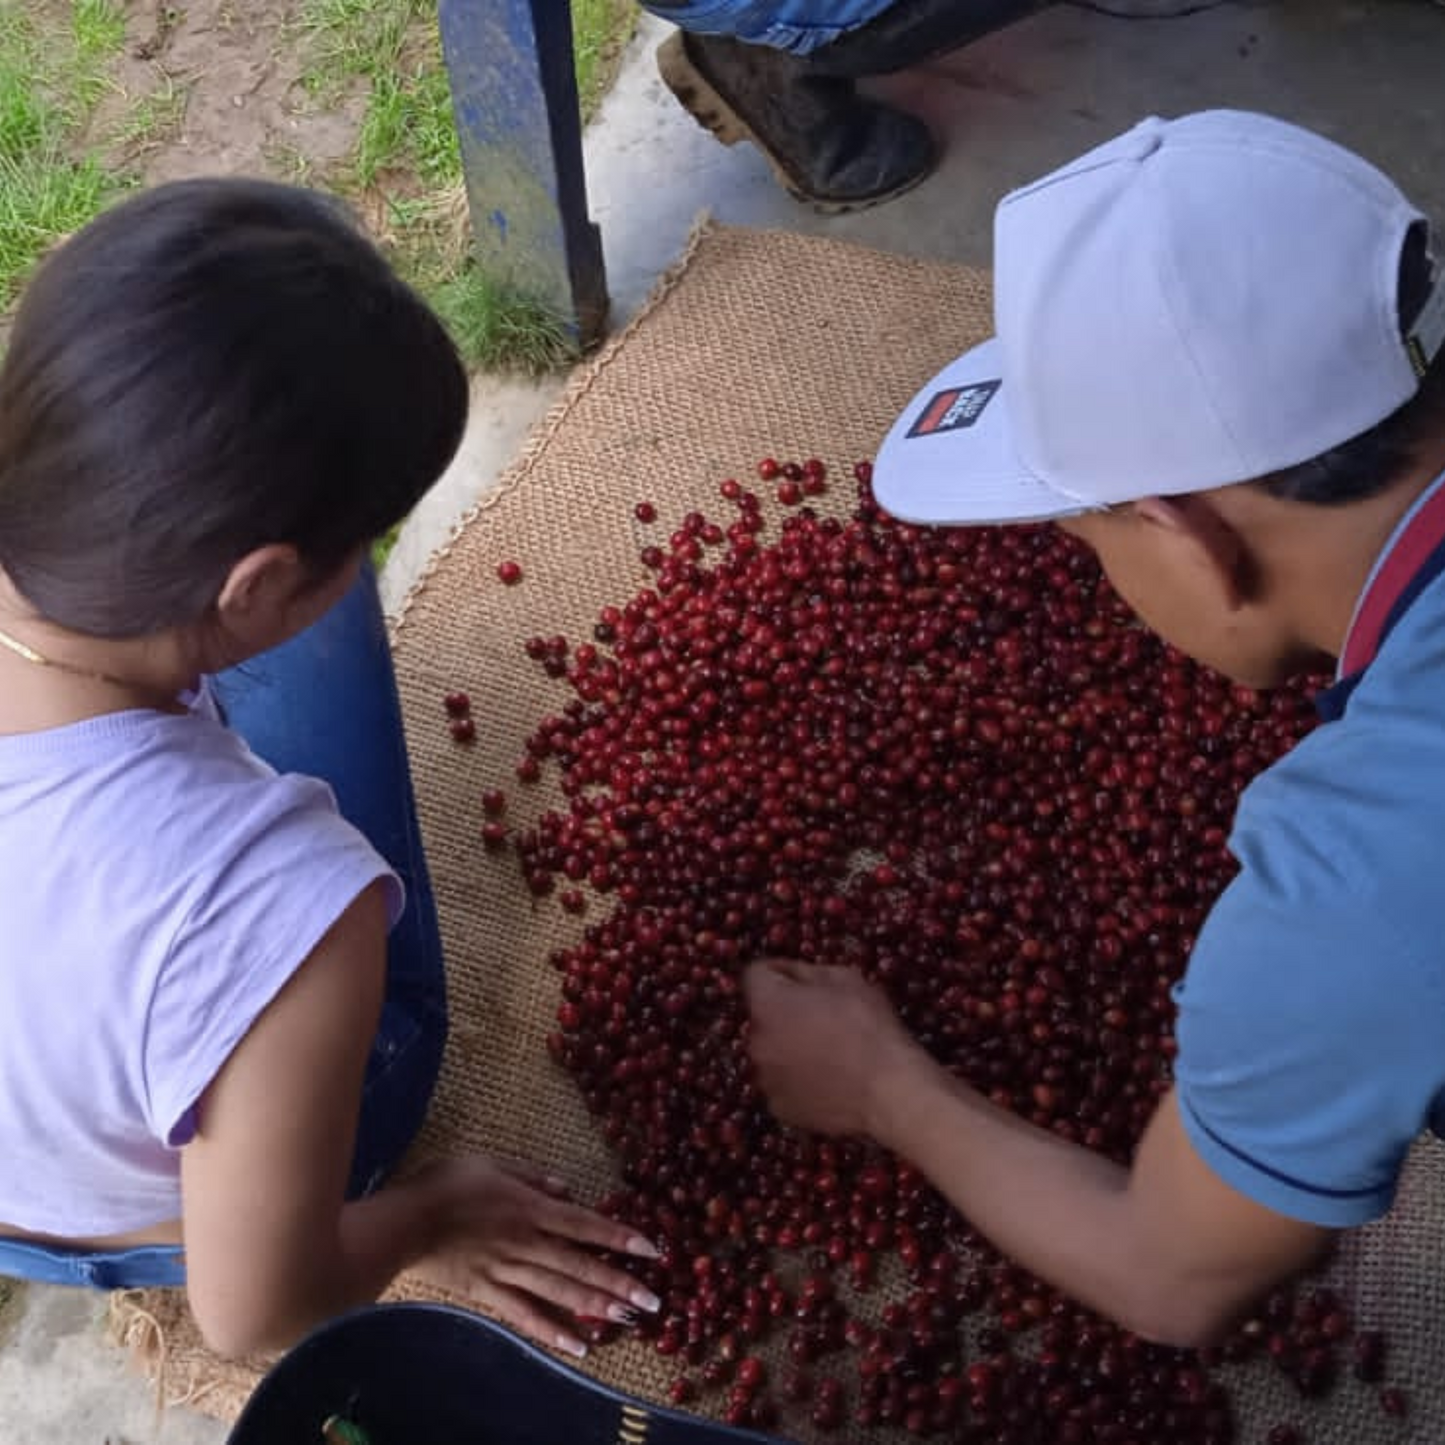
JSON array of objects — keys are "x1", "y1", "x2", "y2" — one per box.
[{"x1": 0, "y1": 622, "x2": 138, "y2": 690}]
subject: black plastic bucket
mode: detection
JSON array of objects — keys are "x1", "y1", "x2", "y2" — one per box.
[{"x1": 226, "y1": 1303, "x2": 787, "y2": 1445}]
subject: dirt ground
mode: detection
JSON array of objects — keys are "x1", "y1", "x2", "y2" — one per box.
[{"x1": 95, "y1": 0, "x2": 365, "y2": 189}]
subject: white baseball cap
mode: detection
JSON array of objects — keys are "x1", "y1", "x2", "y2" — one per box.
[{"x1": 872, "y1": 110, "x2": 1445, "y2": 526}]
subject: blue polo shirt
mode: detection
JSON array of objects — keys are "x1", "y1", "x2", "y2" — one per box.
[{"x1": 1173, "y1": 468, "x2": 1445, "y2": 1228}]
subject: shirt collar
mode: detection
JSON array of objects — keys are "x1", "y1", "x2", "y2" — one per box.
[{"x1": 1315, "y1": 465, "x2": 1445, "y2": 721}]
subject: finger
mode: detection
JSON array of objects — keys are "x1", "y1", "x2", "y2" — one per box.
[
  {"x1": 748, "y1": 955, "x2": 813, "y2": 985},
  {"x1": 489, "y1": 1255, "x2": 660, "y2": 1325},
  {"x1": 765, "y1": 956, "x2": 817, "y2": 983},
  {"x1": 535, "y1": 1194, "x2": 663, "y2": 1260},
  {"x1": 492, "y1": 1229, "x2": 662, "y2": 1314},
  {"x1": 491, "y1": 1156, "x2": 573, "y2": 1198},
  {"x1": 800, "y1": 963, "x2": 870, "y2": 999},
  {"x1": 477, "y1": 1282, "x2": 589, "y2": 1361},
  {"x1": 743, "y1": 962, "x2": 793, "y2": 1013}
]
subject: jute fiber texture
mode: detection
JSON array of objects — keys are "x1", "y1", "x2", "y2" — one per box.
[{"x1": 112, "y1": 223, "x2": 1445, "y2": 1445}]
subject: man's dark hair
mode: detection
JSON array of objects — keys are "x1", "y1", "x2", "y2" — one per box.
[
  {"x1": 0, "y1": 178, "x2": 469, "y2": 637},
  {"x1": 1258, "y1": 221, "x2": 1445, "y2": 507}
]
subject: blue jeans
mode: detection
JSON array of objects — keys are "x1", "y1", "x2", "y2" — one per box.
[
  {"x1": 0, "y1": 568, "x2": 446, "y2": 1291},
  {"x1": 644, "y1": 0, "x2": 895, "y2": 53}
]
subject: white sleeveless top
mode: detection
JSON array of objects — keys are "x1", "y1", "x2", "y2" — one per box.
[{"x1": 0, "y1": 694, "x2": 398, "y2": 1235}]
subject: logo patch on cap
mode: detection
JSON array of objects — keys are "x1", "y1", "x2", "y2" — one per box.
[{"x1": 906, "y1": 380, "x2": 1001, "y2": 439}]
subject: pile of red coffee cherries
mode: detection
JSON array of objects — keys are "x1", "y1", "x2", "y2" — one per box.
[{"x1": 476, "y1": 459, "x2": 1408, "y2": 1441}]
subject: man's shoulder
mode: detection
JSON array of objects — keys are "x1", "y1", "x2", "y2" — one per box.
[{"x1": 1235, "y1": 613, "x2": 1445, "y2": 903}]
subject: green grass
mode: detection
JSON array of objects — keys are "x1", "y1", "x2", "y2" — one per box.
[
  {"x1": 295, "y1": 0, "x2": 634, "y2": 369},
  {"x1": 0, "y1": 152, "x2": 112, "y2": 301},
  {"x1": 72, "y1": 0, "x2": 128, "y2": 101},
  {"x1": 0, "y1": 0, "x2": 635, "y2": 370},
  {"x1": 0, "y1": 3, "x2": 129, "y2": 308},
  {"x1": 299, "y1": 0, "x2": 419, "y2": 101},
  {"x1": 0, "y1": 61, "x2": 47, "y2": 161},
  {"x1": 107, "y1": 71, "x2": 189, "y2": 158},
  {"x1": 355, "y1": 64, "x2": 459, "y2": 188},
  {"x1": 298, "y1": 0, "x2": 634, "y2": 161},
  {"x1": 572, "y1": 0, "x2": 637, "y2": 118},
  {"x1": 426, "y1": 265, "x2": 575, "y2": 373},
  {"x1": 372, "y1": 521, "x2": 403, "y2": 571}
]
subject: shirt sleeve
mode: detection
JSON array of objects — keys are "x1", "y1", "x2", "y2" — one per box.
[
  {"x1": 141, "y1": 772, "x2": 402, "y2": 1147},
  {"x1": 1173, "y1": 879, "x2": 1442, "y2": 1228}
]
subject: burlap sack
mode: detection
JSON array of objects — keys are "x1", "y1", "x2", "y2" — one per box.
[{"x1": 113, "y1": 223, "x2": 1445, "y2": 1445}]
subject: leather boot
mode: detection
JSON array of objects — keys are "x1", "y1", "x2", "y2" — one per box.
[
  {"x1": 806, "y1": 0, "x2": 1052, "y2": 79},
  {"x1": 656, "y1": 29, "x2": 937, "y2": 213}
]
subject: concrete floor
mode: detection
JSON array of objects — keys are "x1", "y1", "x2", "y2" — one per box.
[{"x1": 8, "y1": 2, "x2": 1445, "y2": 1441}]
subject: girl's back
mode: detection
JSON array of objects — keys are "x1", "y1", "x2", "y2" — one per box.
[{"x1": 0, "y1": 687, "x2": 394, "y2": 1238}]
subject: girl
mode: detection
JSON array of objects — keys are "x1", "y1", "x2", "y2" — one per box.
[{"x1": 0, "y1": 180, "x2": 658, "y2": 1360}]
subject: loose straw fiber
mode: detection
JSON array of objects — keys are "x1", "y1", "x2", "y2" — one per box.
[{"x1": 113, "y1": 223, "x2": 1445, "y2": 1444}]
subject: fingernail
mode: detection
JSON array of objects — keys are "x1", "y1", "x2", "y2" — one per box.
[
  {"x1": 626, "y1": 1235, "x2": 663, "y2": 1259},
  {"x1": 545, "y1": 1174, "x2": 569, "y2": 1192},
  {"x1": 557, "y1": 1334, "x2": 588, "y2": 1359},
  {"x1": 629, "y1": 1287, "x2": 662, "y2": 1313},
  {"x1": 607, "y1": 1303, "x2": 639, "y2": 1326}
]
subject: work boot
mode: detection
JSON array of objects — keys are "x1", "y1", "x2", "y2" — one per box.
[
  {"x1": 656, "y1": 29, "x2": 937, "y2": 213},
  {"x1": 807, "y1": 0, "x2": 1052, "y2": 79}
]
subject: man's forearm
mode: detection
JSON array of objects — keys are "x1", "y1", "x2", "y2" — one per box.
[
  {"x1": 866, "y1": 1049, "x2": 1216, "y2": 1342},
  {"x1": 743, "y1": 959, "x2": 1325, "y2": 1345}
]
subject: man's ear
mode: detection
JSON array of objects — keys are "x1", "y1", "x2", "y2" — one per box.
[
  {"x1": 1132, "y1": 494, "x2": 1256, "y2": 611},
  {"x1": 215, "y1": 544, "x2": 306, "y2": 623}
]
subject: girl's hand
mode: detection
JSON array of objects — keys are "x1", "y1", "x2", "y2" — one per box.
[
  {"x1": 183, "y1": 888, "x2": 661, "y2": 1361},
  {"x1": 410, "y1": 1155, "x2": 662, "y2": 1359}
]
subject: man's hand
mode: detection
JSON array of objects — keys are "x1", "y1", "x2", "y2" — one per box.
[
  {"x1": 743, "y1": 958, "x2": 926, "y2": 1135},
  {"x1": 743, "y1": 956, "x2": 1335, "y2": 1347},
  {"x1": 410, "y1": 1155, "x2": 662, "y2": 1358}
]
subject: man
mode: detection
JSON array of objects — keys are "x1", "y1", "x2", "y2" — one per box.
[
  {"x1": 643, "y1": 0, "x2": 1052, "y2": 210},
  {"x1": 745, "y1": 110, "x2": 1445, "y2": 1343}
]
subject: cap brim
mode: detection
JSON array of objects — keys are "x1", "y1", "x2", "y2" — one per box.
[{"x1": 872, "y1": 340, "x2": 1088, "y2": 525}]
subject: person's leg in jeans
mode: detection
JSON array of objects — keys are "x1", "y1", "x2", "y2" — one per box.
[
  {"x1": 211, "y1": 564, "x2": 447, "y2": 1199},
  {"x1": 0, "y1": 1238, "x2": 186, "y2": 1289},
  {"x1": 645, "y1": 0, "x2": 1050, "y2": 209}
]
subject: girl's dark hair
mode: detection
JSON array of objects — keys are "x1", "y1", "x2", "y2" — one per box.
[
  {"x1": 0, "y1": 179, "x2": 468, "y2": 636},
  {"x1": 1257, "y1": 221, "x2": 1445, "y2": 506}
]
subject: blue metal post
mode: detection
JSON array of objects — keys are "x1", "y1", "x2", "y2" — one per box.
[{"x1": 437, "y1": 0, "x2": 609, "y2": 346}]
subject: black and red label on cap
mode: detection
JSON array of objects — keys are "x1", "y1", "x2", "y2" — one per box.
[{"x1": 906, "y1": 380, "x2": 1001, "y2": 439}]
